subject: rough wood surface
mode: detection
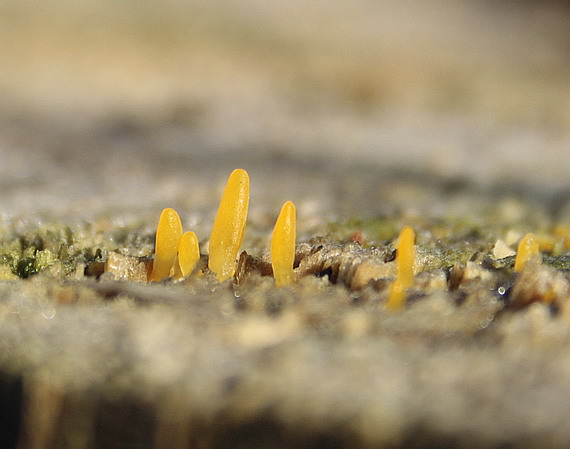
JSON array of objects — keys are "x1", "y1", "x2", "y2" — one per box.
[{"x1": 1, "y1": 2, "x2": 570, "y2": 448}]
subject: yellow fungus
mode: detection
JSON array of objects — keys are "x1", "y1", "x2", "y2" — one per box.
[
  {"x1": 271, "y1": 201, "x2": 296, "y2": 286},
  {"x1": 396, "y1": 226, "x2": 416, "y2": 289},
  {"x1": 175, "y1": 231, "x2": 200, "y2": 279},
  {"x1": 149, "y1": 208, "x2": 183, "y2": 282},
  {"x1": 387, "y1": 226, "x2": 416, "y2": 311},
  {"x1": 208, "y1": 169, "x2": 250, "y2": 281},
  {"x1": 514, "y1": 232, "x2": 539, "y2": 273}
]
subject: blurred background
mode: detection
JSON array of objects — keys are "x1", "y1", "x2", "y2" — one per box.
[{"x1": 1, "y1": 0, "x2": 570, "y2": 219}]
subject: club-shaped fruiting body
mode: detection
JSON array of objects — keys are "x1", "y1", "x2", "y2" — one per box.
[
  {"x1": 208, "y1": 169, "x2": 250, "y2": 281},
  {"x1": 396, "y1": 226, "x2": 415, "y2": 289},
  {"x1": 387, "y1": 226, "x2": 415, "y2": 311},
  {"x1": 514, "y1": 232, "x2": 539, "y2": 273},
  {"x1": 271, "y1": 201, "x2": 296, "y2": 286},
  {"x1": 149, "y1": 208, "x2": 183, "y2": 282},
  {"x1": 176, "y1": 231, "x2": 200, "y2": 278}
]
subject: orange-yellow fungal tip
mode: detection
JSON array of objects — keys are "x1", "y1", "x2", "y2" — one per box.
[
  {"x1": 271, "y1": 201, "x2": 296, "y2": 287},
  {"x1": 514, "y1": 232, "x2": 540, "y2": 273},
  {"x1": 208, "y1": 169, "x2": 250, "y2": 281},
  {"x1": 554, "y1": 225, "x2": 570, "y2": 250},
  {"x1": 176, "y1": 231, "x2": 200, "y2": 278},
  {"x1": 387, "y1": 226, "x2": 416, "y2": 311},
  {"x1": 149, "y1": 208, "x2": 183, "y2": 282}
]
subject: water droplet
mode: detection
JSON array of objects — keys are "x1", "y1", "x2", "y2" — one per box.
[{"x1": 42, "y1": 306, "x2": 56, "y2": 320}]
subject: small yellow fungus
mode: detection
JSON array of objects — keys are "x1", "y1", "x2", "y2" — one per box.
[
  {"x1": 271, "y1": 201, "x2": 296, "y2": 286},
  {"x1": 175, "y1": 231, "x2": 200, "y2": 278},
  {"x1": 387, "y1": 226, "x2": 416, "y2": 311},
  {"x1": 208, "y1": 169, "x2": 250, "y2": 281},
  {"x1": 553, "y1": 225, "x2": 568, "y2": 238},
  {"x1": 149, "y1": 208, "x2": 183, "y2": 282},
  {"x1": 514, "y1": 232, "x2": 540, "y2": 273}
]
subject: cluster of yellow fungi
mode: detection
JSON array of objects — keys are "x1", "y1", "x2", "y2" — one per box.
[
  {"x1": 148, "y1": 208, "x2": 199, "y2": 282},
  {"x1": 385, "y1": 229, "x2": 548, "y2": 311},
  {"x1": 149, "y1": 168, "x2": 555, "y2": 310},
  {"x1": 149, "y1": 169, "x2": 297, "y2": 287}
]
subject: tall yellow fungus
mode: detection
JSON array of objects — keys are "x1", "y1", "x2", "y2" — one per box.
[
  {"x1": 208, "y1": 169, "x2": 250, "y2": 281},
  {"x1": 149, "y1": 208, "x2": 183, "y2": 282},
  {"x1": 271, "y1": 201, "x2": 296, "y2": 286},
  {"x1": 387, "y1": 226, "x2": 416, "y2": 311}
]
